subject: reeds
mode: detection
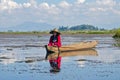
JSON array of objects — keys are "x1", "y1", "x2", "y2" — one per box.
[{"x1": 113, "y1": 29, "x2": 120, "y2": 38}]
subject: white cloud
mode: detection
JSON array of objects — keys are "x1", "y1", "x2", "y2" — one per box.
[
  {"x1": 23, "y1": 3, "x2": 31, "y2": 8},
  {"x1": 0, "y1": 0, "x2": 38, "y2": 11},
  {"x1": 76, "y1": 0, "x2": 85, "y2": 4},
  {"x1": 39, "y1": 3, "x2": 60, "y2": 15},
  {"x1": 39, "y1": 2, "x2": 50, "y2": 9},
  {"x1": 96, "y1": 0, "x2": 116, "y2": 6},
  {"x1": 7, "y1": 0, "x2": 21, "y2": 9},
  {"x1": 59, "y1": 1, "x2": 71, "y2": 8},
  {"x1": 88, "y1": 0, "x2": 119, "y2": 14},
  {"x1": 48, "y1": 5, "x2": 60, "y2": 15},
  {"x1": 89, "y1": 7, "x2": 107, "y2": 12},
  {"x1": 0, "y1": 0, "x2": 21, "y2": 10},
  {"x1": 29, "y1": 0, "x2": 37, "y2": 8}
]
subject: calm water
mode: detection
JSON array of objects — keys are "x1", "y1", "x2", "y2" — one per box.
[{"x1": 0, "y1": 34, "x2": 120, "y2": 80}]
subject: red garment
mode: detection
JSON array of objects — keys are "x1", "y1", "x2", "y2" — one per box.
[
  {"x1": 48, "y1": 35, "x2": 61, "y2": 47},
  {"x1": 49, "y1": 56, "x2": 61, "y2": 69}
]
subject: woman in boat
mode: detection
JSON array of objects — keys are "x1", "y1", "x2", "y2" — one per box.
[
  {"x1": 48, "y1": 28, "x2": 62, "y2": 72},
  {"x1": 48, "y1": 28, "x2": 61, "y2": 47}
]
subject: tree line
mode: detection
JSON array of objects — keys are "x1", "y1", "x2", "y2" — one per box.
[{"x1": 58, "y1": 24, "x2": 105, "y2": 31}]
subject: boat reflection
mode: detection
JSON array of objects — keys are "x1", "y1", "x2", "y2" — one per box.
[
  {"x1": 46, "y1": 49, "x2": 98, "y2": 60},
  {"x1": 46, "y1": 49, "x2": 97, "y2": 73}
]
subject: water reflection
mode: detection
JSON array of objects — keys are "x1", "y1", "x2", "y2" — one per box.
[
  {"x1": 46, "y1": 48, "x2": 98, "y2": 73},
  {"x1": 46, "y1": 49, "x2": 98, "y2": 59},
  {"x1": 49, "y1": 55, "x2": 61, "y2": 73},
  {"x1": 45, "y1": 47, "x2": 62, "y2": 73},
  {"x1": 0, "y1": 47, "x2": 45, "y2": 65},
  {"x1": 0, "y1": 58, "x2": 17, "y2": 65},
  {"x1": 77, "y1": 60, "x2": 86, "y2": 67}
]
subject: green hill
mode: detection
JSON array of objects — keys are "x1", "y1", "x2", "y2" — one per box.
[{"x1": 59, "y1": 24, "x2": 105, "y2": 31}]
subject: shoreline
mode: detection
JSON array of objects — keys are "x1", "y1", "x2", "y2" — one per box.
[
  {"x1": 0, "y1": 32, "x2": 113, "y2": 36},
  {"x1": 0, "y1": 33, "x2": 114, "y2": 38}
]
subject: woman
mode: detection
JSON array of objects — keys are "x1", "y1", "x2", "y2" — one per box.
[
  {"x1": 48, "y1": 28, "x2": 61, "y2": 47},
  {"x1": 48, "y1": 28, "x2": 62, "y2": 72}
]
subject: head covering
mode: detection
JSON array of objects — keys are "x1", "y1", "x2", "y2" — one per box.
[{"x1": 49, "y1": 28, "x2": 61, "y2": 34}]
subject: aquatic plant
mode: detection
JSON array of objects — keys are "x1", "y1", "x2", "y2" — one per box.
[
  {"x1": 113, "y1": 38, "x2": 120, "y2": 47},
  {"x1": 113, "y1": 28, "x2": 120, "y2": 38}
]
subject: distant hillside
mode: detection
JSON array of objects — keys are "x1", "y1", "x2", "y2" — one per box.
[
  {"x1": 0, "y1": 22, "x2": 54, "y2": 32},
  {"x1": 59, "y1": 24, "x2": 105, "y2": 31}
]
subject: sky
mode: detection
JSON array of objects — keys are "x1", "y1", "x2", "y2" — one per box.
[{"x1": 0, "y1": 0, "x2": 120, "y2": 29}]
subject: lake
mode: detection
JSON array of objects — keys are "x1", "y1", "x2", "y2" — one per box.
[{"x1": 0, "y1": 34, "x2": 120, "y2": 80}]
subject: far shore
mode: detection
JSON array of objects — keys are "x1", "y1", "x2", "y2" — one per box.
[{"x1": 0, "y1": 32, "x2": 114, "y2": 38}]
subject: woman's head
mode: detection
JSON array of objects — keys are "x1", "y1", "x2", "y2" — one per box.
[
  {"x1": 53, "y1": 31, "x2": 57, "y2": 36},
  {"x1": 49, "y1": 28, "x2": 61, "y2": 35}
]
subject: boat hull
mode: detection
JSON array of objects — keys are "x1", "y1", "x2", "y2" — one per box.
[{"x1": 45, "y1": 40, "x2": 98, "y2": 59}]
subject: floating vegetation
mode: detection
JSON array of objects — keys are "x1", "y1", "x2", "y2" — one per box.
[{"x1": 113, "y1": 29, "x2": 120, "y2": 38}]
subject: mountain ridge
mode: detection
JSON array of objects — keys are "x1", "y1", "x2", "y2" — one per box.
[{"x1": 0, "y1": 22, "x2": 55, "y2": 32}]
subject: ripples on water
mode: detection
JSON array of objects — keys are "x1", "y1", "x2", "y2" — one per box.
[{"x1": 0, "y1": 34, "x2": 120, "y2": 80}]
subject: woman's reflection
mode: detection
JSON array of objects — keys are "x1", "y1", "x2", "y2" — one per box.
[{"x1": 49, "y1": 54, "x2": 61, "y2": 72}]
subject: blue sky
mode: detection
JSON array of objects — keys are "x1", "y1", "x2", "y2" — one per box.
[{"x1": 0, "y1": 0, "x2": 120, "y2": 29}]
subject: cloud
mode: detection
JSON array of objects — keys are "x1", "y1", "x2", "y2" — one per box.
[
  {"x1": 0, "y1": 0, "x2": 120, "y2": 29},
  {"x1": 59, "y1": 1, "x2": 71, "y2": 8},
  {"x1": 76, "y1": 0, "x2": 85, "y2": 4},
  {"x1": 23, "y1": 3, "x2": 31, "y2": 8},
  {"x1": 96, "y1": 0, "x2": 116, "y2": 6},
  {"x1": 29, "y1": 0, "x2": 37, "y2": 8},
  {"x1": 39, "y1": 2, "x2": 50, "y2": 9},
  {"x1": 38, "y1": 3, "x2": 60, "y2": 15},
  {"x1": 0, "y1": 0, "x2": 21, "y2": 10},
  {"x1": 0, "y1": 0, "x2": 38, "y2": 10}
]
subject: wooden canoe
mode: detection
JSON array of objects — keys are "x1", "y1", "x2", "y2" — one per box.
[
  {"x1": 46, "y1": 49, "x2": 98, "y2": 59},
  {"x1": 46, "y1": 40, "x2": 98, "y2": 52},
  {"x1": 45, "y1": 40, "x2": 98, "y2": 59}
]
